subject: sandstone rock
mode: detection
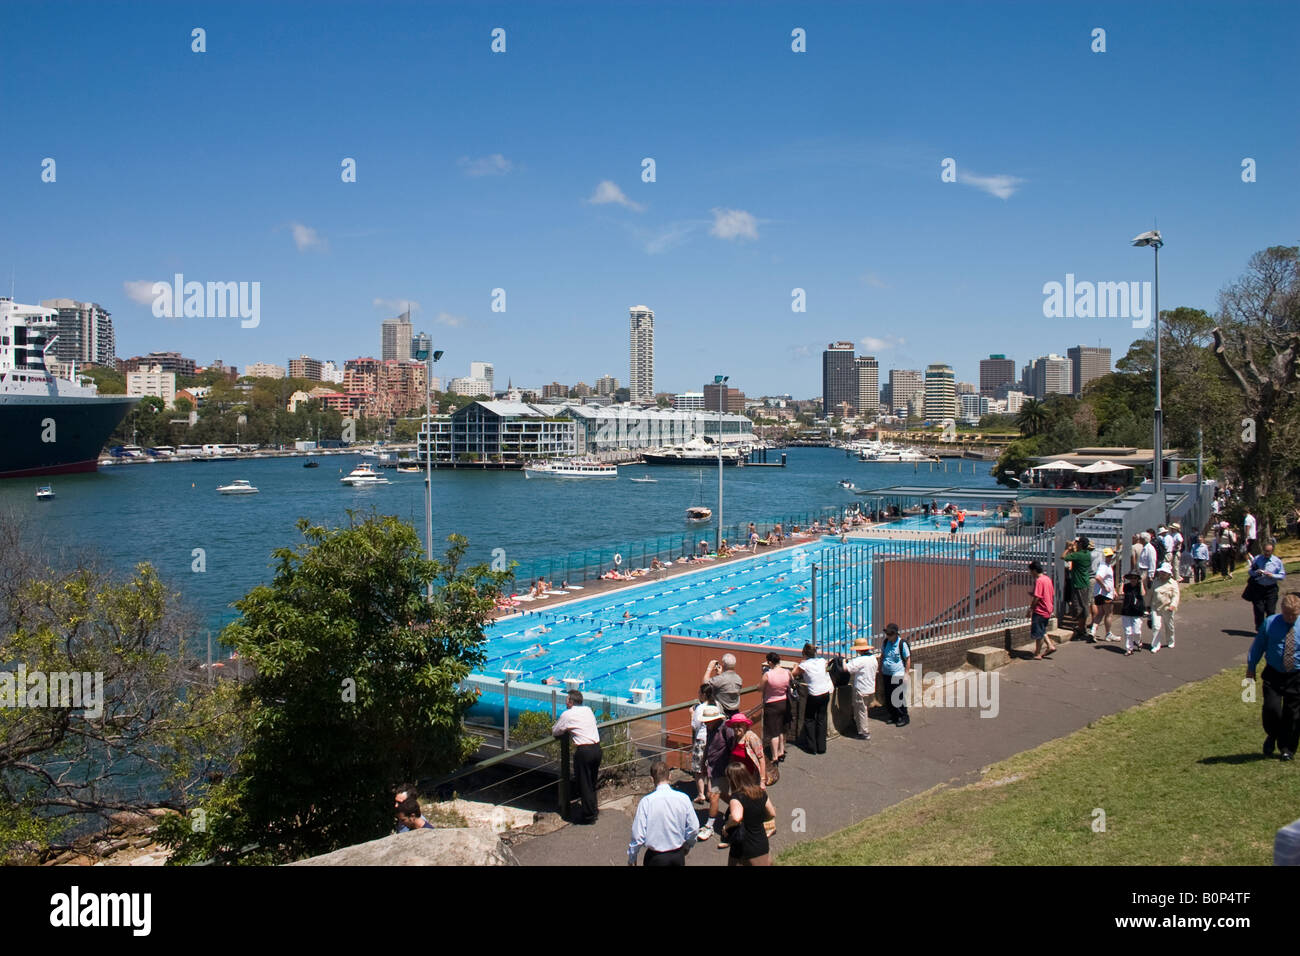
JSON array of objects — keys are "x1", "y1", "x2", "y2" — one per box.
[{"x1": 288, "y1": 827, "x2": 518, "y2": 866}]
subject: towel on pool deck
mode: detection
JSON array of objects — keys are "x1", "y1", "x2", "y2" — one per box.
[
  {"x1": 566, "y1": 585, "x2": 584, "y2": 590},
  {"x1": 545, "y1": 590, "x2": 567, "y2": 596}
]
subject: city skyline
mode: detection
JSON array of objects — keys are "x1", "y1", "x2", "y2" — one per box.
[{"x1": 6, "y1": 4, "x2": 1294, "y2": 399}]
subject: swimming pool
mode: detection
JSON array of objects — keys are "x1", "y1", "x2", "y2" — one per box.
[
  {"x1": 884, "y1": 512, "x2": 1002, "y2": 532},
  {"x1": 472, "y1": 533, "x2": 1011, "y2": 718}
]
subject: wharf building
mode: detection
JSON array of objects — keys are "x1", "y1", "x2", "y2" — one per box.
[{"x1": 417, "y1": 400, "x2": 754, "y2": 464}]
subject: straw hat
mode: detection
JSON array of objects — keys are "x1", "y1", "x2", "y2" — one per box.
[
  {"x1": 852, "y1": 636, "x2": 873, "y2": 652},
  {"x1": 700, "y1": 704, "x2": 725, "y2": 723}
]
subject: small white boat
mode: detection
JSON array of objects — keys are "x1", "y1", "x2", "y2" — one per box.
[
  {"x1": 396, "y1": 463, "x2": 420, "y2": 473},
  {"x1": 629, "y1": 477, "x2": 658, "y2": 483},
  {"x1": 217, "y1": 480, "x2": 259, "y2": 495},
  {"x1": 36, "y1": 485, "x2": 55, "y2": 500},
  {"x1": 839, "y1": 479, "x2": 855, "y2": 490},
  {"x1": 340, "y1": 463, "x2": 390, "y2": 486},
  {"x1": 686, "y1": 506, "x2": 712, "y2": 522}
]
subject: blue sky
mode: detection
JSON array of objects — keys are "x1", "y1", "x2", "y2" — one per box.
[{"x1": 4, "y1": 0, "x2": 1297, "y2": 398}]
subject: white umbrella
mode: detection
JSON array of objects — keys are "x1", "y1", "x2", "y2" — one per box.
[
  {"x1": 1077, "y1": 460, "x2": 1128, "y2": 473},
  {"x1": 1030, "y1": 459, "x2": 1080, "y2": 471}
]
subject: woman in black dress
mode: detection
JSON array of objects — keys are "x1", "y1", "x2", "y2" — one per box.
[{"x1": 723, "y1": 763, "x2": 776, "y2": 866}]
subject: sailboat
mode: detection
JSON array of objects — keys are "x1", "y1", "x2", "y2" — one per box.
[{"x1": 686, "y1": 470, "x2": 712, "y2": 522}]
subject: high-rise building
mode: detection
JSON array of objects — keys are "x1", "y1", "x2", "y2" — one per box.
[
  {"x1": 470, "y1": 362, "x2": 494, "y2": 392},
  {"x1": 979, "y1": 354, "x2": 1016, "y2": 397},
  {"x1": 542, "y1": 382, "x2": 569, "y2": 399},
  {"x1": 1005, "y1": 390, "x2": 1027, "y2": 414},
  {"x1": 246, "y1": 362, "x2": 286, "y2": 379},
  {"x1": 821, "y1": 342, "x2": 856, "y2": 416},
  {"x1": 924, "y1": 364, "x2": 958, "y2": 421},
  {"x1": 703, "y1": 382, "x2": 745, "y2": 413},
  {"x1": 958, "y1": 392, "x2": 990, "y2": 423},
  {"x1": 629, "y1": 306, "x2": 655, "y2": 401},
  {"x1": 1067, "y1": 346, "x2": 1111, "y2": 396},
  {"x1": 411, "y1": 331, "x2": 432, "y2": 361},
  {"x1": 41, "y1": 299, "x2": 115, "y2": 367},
  {"x1": 888, "y1": 369, "x2": 924, "y2": 416},
  {"x1": 288, "y1": 355, "x2": 324, "y2": 381},
  {"x1": 381, "y1": 313, "x2": 413, "y2": 362},
  {"x1": 855, "y1": 355, "x2": 880, "y2": 419},
  {"x1": 1024, "y1": 354, "x2": 1072, "y2": 399},
  {"x1": 122, "y1": 352, "x2": 196, "y2": 377},
  {"x1": 596, "y1": 374, "x2": 619, "y2": 396}
]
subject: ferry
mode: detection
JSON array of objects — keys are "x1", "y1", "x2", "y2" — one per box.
[
  {"x1": 523, "y1": 459, "x2": 618, "y2": 478},
  {"x1": 340, "y1": 463, "x2": 390, "y2": 486},
  {"x1": 217, "y1": 479, "x2": 259, "y2": 495}
]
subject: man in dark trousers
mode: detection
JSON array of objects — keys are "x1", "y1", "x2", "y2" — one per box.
[
  {"x1": 552, "y1": 690, "x2": 603, "y2": 823},
  {"x1": 1247, "y1": 592, "x2": 1300, "y2": 761},
  {"x1": 1246, "y1": 541, "x2": 1287, "y2": 630}
]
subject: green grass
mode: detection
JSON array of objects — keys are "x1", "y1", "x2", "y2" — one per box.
[
  {"x1": 1182, "y1": 537, "x2": 1300, "y2": 601},
  {"x1": 778, "y1": 668, "x2": 1298, "y2": 866}
]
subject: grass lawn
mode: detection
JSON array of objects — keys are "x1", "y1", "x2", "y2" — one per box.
[
  {"x1": 778, "y1": 668, "x2": 1298, "y2": 866},
  {"x1": 1182, "y1": 537, "x2": 1300, "y2": 601}
]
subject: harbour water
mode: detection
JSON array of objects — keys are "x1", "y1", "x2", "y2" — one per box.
[{"x1": 0, "y1": 447, "x2": 998, "y2": 637}]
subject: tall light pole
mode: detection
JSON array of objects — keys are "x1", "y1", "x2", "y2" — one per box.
[
  {"x1": 416, "y1": 343, "x2": 444, "y2": 600},
  {"x1": 714, "y1": 374, "x2": 728, "y2": 552},
  {"x1": 1132, "y1": 229, "x2": 1163, "y2": 505}
]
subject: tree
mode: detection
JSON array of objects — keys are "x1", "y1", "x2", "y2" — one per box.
[
  {"x1": 1212, "y1": 246, "x2": 1300, "y2": 538},
  {"x1": 0, "y1": 517, "x2": 231, "y2": 862},
  {"x1": 1016, "y1": 399, "x2": 1048, "y2": 437},
  {"x1": 158, "y1": 514, "x2": 510, "y2": 864}
]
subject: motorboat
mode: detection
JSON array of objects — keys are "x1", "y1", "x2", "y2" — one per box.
[
  {"x1": 302, "y1": 460, "x2": 319, "y2": 468},
  {"x1": 217, "y1": 480, "x2": 259, "y2": 495},
  {"x1": 340, "y1": 463, "x2": 390, "y2": 486},
  {"x1": 396, "y1": 462, "x2": 421, "y2": 473},
  {"x1": 686, "y1": 506, "x2": 712, "y2": 522},
  {"x1": 839, "y1": 479, "x2": 855, "y2": 490},
  {"x1": 629, "y1": 476, "x2": 658, "y2": 483},
  {"x1": 35, "y1": 485, "x2": 55, "y2": 500}
]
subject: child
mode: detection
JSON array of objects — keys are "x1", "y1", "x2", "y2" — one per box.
[{"x1": 1120, "y1": 570, "x2": 1145, "y2": 656}]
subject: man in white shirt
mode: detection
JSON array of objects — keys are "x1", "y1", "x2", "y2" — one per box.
[
  {"x1": 1138, "y1": 532, "x2": 1158, "y2": 610},
  {"x1": 1089, "y1": 548, "x2": 1117, "y2": 642},
  {"x1": 843, "y1": 637, "x2": 878, "y2": 739},
  {"x1": 627, "y1": 762, "x2": 699, "y2": 865},
  {"x1": 1244, "y1": 511, "x2": 1259, "y2": 557},
  {"x1": 553, "y1": 690, "x2": 602, "y2": 824}
]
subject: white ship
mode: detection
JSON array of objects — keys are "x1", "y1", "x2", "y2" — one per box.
[
  {"x1": 524, "y1": 459, "x2": 618, "y2": 478},
  {"x1": 340, "y1": 463, "x2": 390, "y2": 486},
  {"x1": 217, "y1": 479, "x2": 259, "y2": 495}
]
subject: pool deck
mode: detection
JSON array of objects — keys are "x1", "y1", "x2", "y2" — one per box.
[{"x1": 510, "y1": 592, "x2": 1256, "y2": 866}]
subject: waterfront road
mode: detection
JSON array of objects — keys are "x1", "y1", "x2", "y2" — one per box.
[{"x1": 511, "y1": 592, "x2": 1258, "y2": 865}]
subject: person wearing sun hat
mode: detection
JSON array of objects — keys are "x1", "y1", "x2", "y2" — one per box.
[
  {"x1": 1089, "y1": 547, "x2": 1118, "y2": 641},
  {"x1": 1120, "y1": 569, "x2": 1146, "y2": 655},
  {"x1": 1151, "y1": 563, "x2": 1181, "y2": 653},
  {"x1": 844, "y1": 636, "x2": 878, "y2": 739}
]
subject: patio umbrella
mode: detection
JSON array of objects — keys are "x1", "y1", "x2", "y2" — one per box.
[
  {"x1": 1029, "y1": 459, "x2": 1081, "y2": 471},
  {"x1": 1076, "y1": 460, "x2": 1128, "y2": 473}
]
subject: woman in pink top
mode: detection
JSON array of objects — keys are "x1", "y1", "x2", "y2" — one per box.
[{"x1": 760, "y1": 652, "x2": 791, "y2": 764}]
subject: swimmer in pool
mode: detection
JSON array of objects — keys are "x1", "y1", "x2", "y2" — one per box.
[
  {"x1": 747, "y1": 617, "x2": 770, "y2": 629},
  {"x1": 794, "y1": 584, "x2": 806, "y2": 592},
  {"x1": 726, "y1": 607, "x2": 737, "y2": 616},
  {"x1": 774, "y1": 575, "x2": 785, "y2": 583},
  {"x1": 522, "y1": 644, "x2": 548, "y2": 660},
  {"x1": 578, "y1": 629, "x2": 603, "y2": 645},
  {"x1": 623, "y1": 611, "x2": 631, "y2": 620}
]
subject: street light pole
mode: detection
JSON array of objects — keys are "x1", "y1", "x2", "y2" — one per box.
[
  {"x1": 418, "y1": 344, "x2": 444, "y2": 601},
  {"x1": 1132, "y1": 229, "x2": 1164, "y2": 508},
  {"x1": 715, "y1": 374, "x2": 728, "y2": 552}
]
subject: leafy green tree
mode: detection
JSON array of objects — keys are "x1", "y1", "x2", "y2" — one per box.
[
  {"x1": 994, "y1": 437, "x2": 1042, "y2": 488},
  {"x1": 80, "y1": 365, "x2": 126, "y2": 394},
  {"x1": 1015, "y1": 399, "x2": 1048, "y2": 437},
  {"x1": 158, "y1": 514, "x2": 510, "y2": 864},
  {"x1": 1212, "y1": 246, "x2": 1300, "y2": 538}
]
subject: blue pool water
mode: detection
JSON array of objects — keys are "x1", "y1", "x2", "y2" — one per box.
[
  {"x1": 475, "y1": 530, "x2": 1012, "y2": 717},
  {"x1": 885, "y1": 512, "x2": 1001, "y2": 532}
]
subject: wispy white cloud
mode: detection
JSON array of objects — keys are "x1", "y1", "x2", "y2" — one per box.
[
  {"x1": 644, "y1": 222, "x2": 696, "y2": 255},
  {"x1": 586, "y1": 180, "x2": 645, "y2": 212},
  {"x1": 434, "y1": 311, "x2": 465, "y2": 327},
  {"x1": 859, "y1": 334, "x2": 905, "y2": 352},
  {"x1": 290, "y1": 222, "x2": 327, "y2": 251},
  {"x1": 373, "y1": 298, "x2": 421, "y2": 316},
  {"x1": 958, "y1": 169, "x2": 1025, "y2": 200},
  {"x1": 123, "y1": 280, "x2": 158, "y2": 305},
  {"x1": 709, "y1": 207, "x2": 759, "y2": 241},
  {"x1": 790, "y1": 344, "x2": 813, "y2": 359},
  {"x1": 458, "y1": 153, "x2": 514, "y2": 177}
]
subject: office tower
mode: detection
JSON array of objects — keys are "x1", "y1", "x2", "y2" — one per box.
[
  {"x1": 979, "y1": 354, "x2": 1016, "y2": 397},
  {"x1": 470, "y1": 362, "x2": 494, "y2": 392},
  {"x1": 888, "y1": 368, "x2": 924, "y2": 416},
  {"x1": 703, "y1": 382, "x2": 745, "y2": 413},
  {"x1": 40, "y1": 299, "x2": 115, "y2": 366},
  {"x1": 629, "y1": 306, "x2": 655, "y2": 401},
  {"x1": 1025, "y1": 354, "x2": 1073, "y2": 399},
  {"x1": 411, "y1": 331, "x2": 432, "y2": 361},
  {"x1": 821, "y1": 341, "x2": 856, "y2": 416},
  {"x1": 855, "y1": 355, "x2": 880, "y2": 420},
  {"x1": 1067, "y1": 346, "x2": 1111, "y2": 396},
  {"x1": 924, "y1": 363, "x2": 958, "y2": 420},
  {"x1": 959, "y1": 392, "x2": 990, "y2": 422},
  {"x1": 596, "y1": 374, "x2": 619, "y2": 396},
  {"x1": 381, "y1": 312, "x2": 413, "y2": 362}
]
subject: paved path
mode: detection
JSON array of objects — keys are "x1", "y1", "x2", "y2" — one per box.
[{"x1": 511, "y1": 594, "x2": 1259, "y2": 865}]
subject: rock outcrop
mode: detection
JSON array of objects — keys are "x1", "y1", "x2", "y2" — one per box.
[{"x1": 288, "y1": 827, "x2": 519, "y2": 866}]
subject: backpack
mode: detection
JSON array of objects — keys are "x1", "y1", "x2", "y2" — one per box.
[
  {"x1": 828, "y1": 655, "x2": 851, "y2": 688},
  {"x1": 1153, "y1": 536, "x2": 1166, "y2": 565}
]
